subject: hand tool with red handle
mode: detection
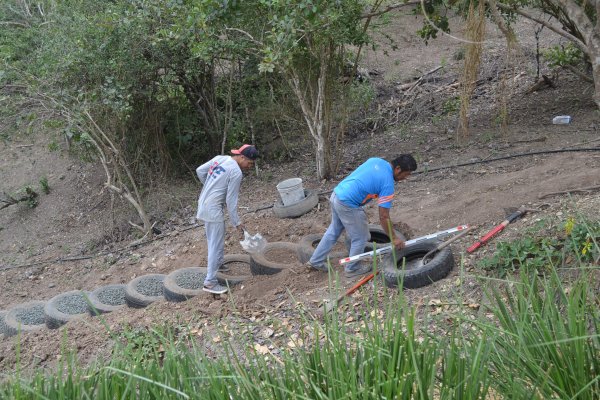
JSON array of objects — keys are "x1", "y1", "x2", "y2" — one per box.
[{"x1": 467, "y1": 209, "x2": 525, "y2": 253}]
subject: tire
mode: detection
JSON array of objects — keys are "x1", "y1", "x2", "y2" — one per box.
[
  {"x1": 273, "y1": 189, "x2": 319, "y2": 219},
  {"x1": 163, "y1": 267, "x2": 207, "y2": 302},
  {"x1": 382, "y1": 240, "x2": 454, "y2": 289},
  {"x1": 125, "y1": 274, "x2": 166, "y2": 308},
  {"x1": 344, "y1": 224, "x2": 406, "y2": 252},
  {"x1": 44, "y1": 290, "x2": 91, "y2": 330},
  {"x1": 87, "y1": 284, "x2": 127, "y2": 315},
  {"x1": 297, "y1": 234, "x2": 325, "y2": 264},
  {"x1": 296, "y1": 233, "x2": 350, "y2": 265},
  {"x1": 250, "y1": 242, "x2": 300, "y2": 275},
  {"x1": 216, "y1": 254, "x2": 251, "y2": 286},
  {"x1": 4, "y1": 301, "x2": 47, "y2": 336},
  {"x1": 0, "y1": 311, "x2": 9, "y2": 338}
]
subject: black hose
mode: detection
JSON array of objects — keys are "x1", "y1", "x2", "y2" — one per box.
[{"x1": 416, "y1": 147, "x2": 600, "y2": 174}]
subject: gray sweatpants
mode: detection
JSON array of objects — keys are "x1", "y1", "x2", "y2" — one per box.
[{"x1": 204, "y1": 221, "x2": 225, "y2": 287}]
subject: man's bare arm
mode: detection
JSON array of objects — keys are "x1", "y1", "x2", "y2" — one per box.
[{"x1": 378, "y1": 207, "x2": 405, "y2": 249}]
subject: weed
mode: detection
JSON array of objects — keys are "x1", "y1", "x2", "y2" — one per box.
[
  {"x1": 441, "y1": 97, "x2": 460, "y2": 115},
  {"x1": 481, "y1": 131, "x2": 495, "y2": 143},
  {"x1": 479, "y1": 215, "x2": 600, "y2": 275},
  {"x1": 47, "y1": 141, "x2": 60, "y2": 152},
  {"x1": 22, "y1": 186, "x2": 38, "y2": 208},
  {"x1": 39, "y1": 177, "x2": 50, "y2": 194},
  {"x1": 453, "y1": 47, "x2": 466, "y2": 61}
]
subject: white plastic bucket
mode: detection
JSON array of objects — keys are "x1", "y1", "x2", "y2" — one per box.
[{"x1": 276, "y1": 178, "x2": 305, "y2": 206}]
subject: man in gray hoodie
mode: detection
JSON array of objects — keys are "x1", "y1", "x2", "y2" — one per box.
[{"x1": 196, "y1": 144, "x2": 259, "y2": 294}]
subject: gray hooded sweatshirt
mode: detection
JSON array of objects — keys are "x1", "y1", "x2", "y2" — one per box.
[{"x1": 195, "y1": 155, "x2": 242, "y2": 226}]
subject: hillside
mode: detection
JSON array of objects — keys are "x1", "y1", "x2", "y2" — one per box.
[{"x1": 1, "y1": 12, "x2": 599, "y2": 374}]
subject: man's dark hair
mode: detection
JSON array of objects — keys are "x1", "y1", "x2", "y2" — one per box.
[{"x1": 391, "y1": 154, "x2": 417, "y2": 172}]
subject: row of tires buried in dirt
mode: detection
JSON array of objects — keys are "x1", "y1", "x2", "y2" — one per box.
[{"x1": 0, "y1": 225, "x2": 454, "y2": 338}]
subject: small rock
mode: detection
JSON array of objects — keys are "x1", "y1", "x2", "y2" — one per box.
[{"x1": 48, "y1": 283, "x2": 55, "y2": 288}]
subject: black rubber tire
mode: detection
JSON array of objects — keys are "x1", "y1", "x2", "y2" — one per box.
[
  {"x1": 250, "y1": 242, "x2": 300, "y2": 275},
  {"x1": 125, "y1": 274, "x2": 166, "y2": 308},
  {"x1": 382, "y1": 240, "x2": 454, "y2": 289},
  {"x1": 297, "y1": 234, "x2": 325, "y2": 264},
  {"x1": 4, "y1": 301, "x2": 47, "y2": 336},
  {"x1": 272, "y1": 189, "x2": 319, "y2": 219},
  {"x1": 163, "y1": 267, "x2": 207, "y2": 302},
  {"x1": 216, "y1": 254, "x2": 252, "y2": 286},
  {"x1": 0, "y1": 311, "x2": 9, "y2": 338},
  {"x1": 296, "y1": 233, "x2": 351, "y2": 265},
  {"x1": 87, "y1": 284, "x2": 127, "y2": 315},
  {"x1": 44, "y1": 290, "x2": 91, "y2": 330},
  {"x1": 343, "y1": 224, "x2": 406, "y2": 254}
]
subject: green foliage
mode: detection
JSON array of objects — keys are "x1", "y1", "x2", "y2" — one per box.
[
  {"x1": 39, "y1": 176, "x2": 50, "y2": 195},
  {"x1": 441, "y1": 96, "x2": 460, "y2": 114},
  {"x1": 47, "y1": 140, "x2": 60, "y2": 152},
  {"x1": 480, "y1": 235, "x2": 561, "y2": 275},
  {"x1": 564, "y1": 216, "x2": 600, "y2": 263},
  {"x1": 544, "y1": 43, "x2": 585, "y2": 68},
  {"x1": 21, "y1": 186, "x2": 38, "y2": 208},
  {"x1": 480, "y1": 216, "x2": 600, "y2": 276},
  {"x1": 117, "y1": 326, "x2": 168, "y2": 368},
  {"x1": 486, "y1": 271, "x2": 600, "y2": 399},
  {"x1": 415, "y1": 4, "x2": 450, "y2": 45}
]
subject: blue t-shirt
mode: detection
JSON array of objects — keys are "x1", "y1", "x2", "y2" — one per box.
[{"x1": 334, "y1": 158, "x2": 395, "y2": 208}]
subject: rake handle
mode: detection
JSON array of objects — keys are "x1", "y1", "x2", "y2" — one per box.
[
  {"x1": 324, "y1": 271, "x2": 378, "y2": 312},
  {"x1": 467, "y1": 223, "x2": 507, "y2": 253}
]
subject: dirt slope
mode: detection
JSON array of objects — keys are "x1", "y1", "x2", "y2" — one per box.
[{"x1": 1, "y1": 13, "x2": 599, "y2": 374}]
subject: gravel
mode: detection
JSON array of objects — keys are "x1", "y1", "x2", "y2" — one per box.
[
  {"x1": 95, "y1": 286, "x2": 126, "y2": 306},
  {"x1": 54, "y1": 292, "x2": 89, "y2": 315},
  {"x1": 135, "y1": 276, "x2": 164, "y2": 296},
  {"x1": 13, "y1": 304, "x2": 45, "y2": 326},
  {"x1": 174, "y1": 270, "x2": 206, "y2": 290}
]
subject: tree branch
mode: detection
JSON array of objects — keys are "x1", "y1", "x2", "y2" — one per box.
[
  {"x1": 361, "y1": 1, "x2": 420, "y2": 19},
  {"x1": 563, "y1": 64, "x2": 594, "y2": 82},
  {"x1": 496, "y1": 3, "x2": 587, "y2": 54}
]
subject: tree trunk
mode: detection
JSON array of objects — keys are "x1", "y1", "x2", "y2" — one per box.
[
  {"x1": 287, "y1": 66, "x2": 332, "y2": 180},
  {"x1": 588, "y1": 37, "x2": 600, "y2": 109}
]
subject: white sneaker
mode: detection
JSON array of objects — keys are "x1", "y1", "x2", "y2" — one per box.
[{"x1": 203, "y1": 283, "x2": 228, "y2": 294}]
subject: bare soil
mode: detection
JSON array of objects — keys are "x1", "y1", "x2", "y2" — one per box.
[{"x1": 1, "y1": 12, "x2": 599, "y2": 375}]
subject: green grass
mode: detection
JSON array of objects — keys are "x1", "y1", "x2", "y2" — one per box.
[{"x1": 1, "y1": 217, "x2": 598, "y2": 399}]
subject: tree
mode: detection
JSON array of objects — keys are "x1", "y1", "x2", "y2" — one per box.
[
  {"x1": 420, "y1": 0, "x2": 600, "y2": 109},
  {"x1": 495, "y1": 0, "x2": 599, "y2": 106},
  {"x1": 256, "y1": 0, "x2": 375, "y2": 179}
]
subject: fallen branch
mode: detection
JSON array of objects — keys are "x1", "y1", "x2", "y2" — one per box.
[
  {"x1": 399, "y1": 65, "x2": 443, "y2": 93},
  {"x1": 539, "y1": 185, "x2": 600, "y2": 199},
  {"x1": 525, "y1": 74, "x2": 556, "y2": 94},
  {"x1": 0, "y1": 188, "x2": 38, "y2": 210}
]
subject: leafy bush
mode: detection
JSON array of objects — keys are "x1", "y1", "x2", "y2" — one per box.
[
  {"x1": 480, "y1": 216, "x2": 599, "y2": 275},
  {"x1": 544, "y1": 43, "x2": 585, "y2": 68}
]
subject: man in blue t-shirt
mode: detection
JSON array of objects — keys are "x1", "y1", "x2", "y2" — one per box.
[{"x1": 308, "y1": 154, "x2": 417, "y2": 277}]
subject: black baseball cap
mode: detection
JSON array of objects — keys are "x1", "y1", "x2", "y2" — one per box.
[{"x1": 231, "y1": 144, "x2": 259, "y2": 160}]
